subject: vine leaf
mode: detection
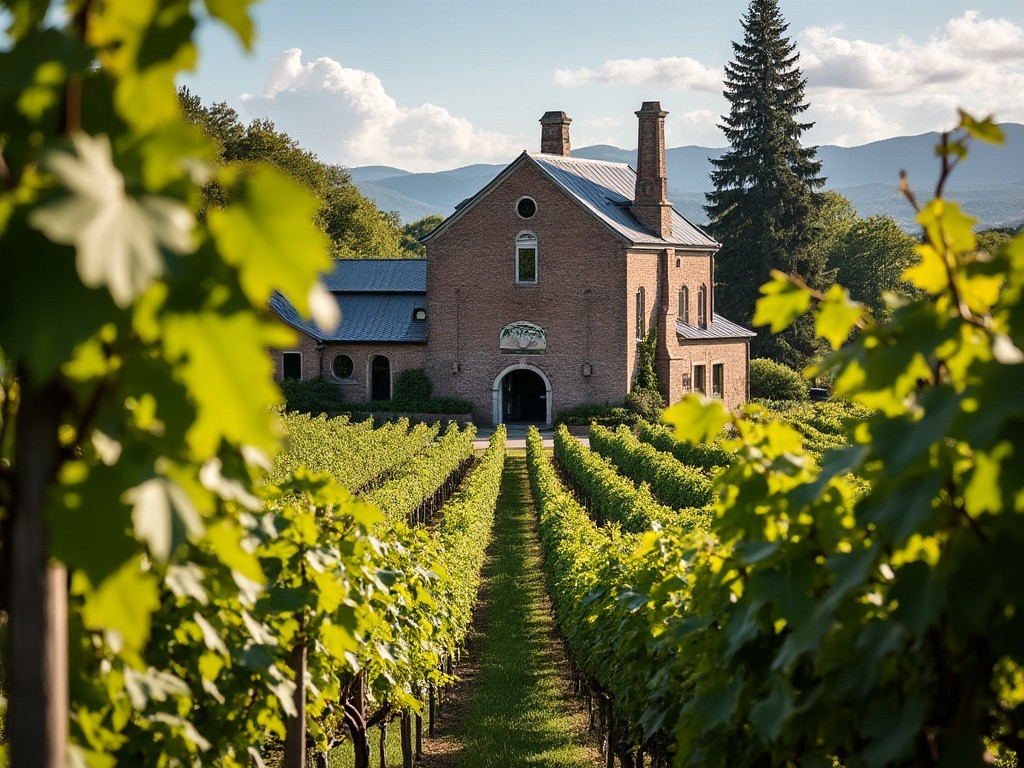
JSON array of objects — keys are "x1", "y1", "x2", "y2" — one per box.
[
  {"x1": 161, "y1": 310, "x2": 292, "y2": 457},
  {"x1": 753, "y1": 271, "x2": 811, "y2": 332},
  {"x1": 29, "y1": 132, "x2": 194, "y2": 307},
  {"x1": 208, "y1": 165, "x2": 333, "y2": 322}
]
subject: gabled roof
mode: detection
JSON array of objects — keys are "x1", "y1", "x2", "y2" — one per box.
[
  {"x1": 271, "y1": 292, "x2": 427, "y2": 344},
  {"x1": 321, "y1": 259, "x2": 426, "y2": 293},
  {"x1": 676, "y1": 314, "x2": 756, "y2": 341},
  {"x1": 421, "y1": 152, "x2": 718, "y2": 249},
  {"x1": 270, "y1": 259, "x2": 428, "y2": 344}
]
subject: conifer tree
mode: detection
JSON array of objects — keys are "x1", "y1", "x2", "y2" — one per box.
[{"x1": 706, "y1": 0, "x2": 827, "y2": 367}]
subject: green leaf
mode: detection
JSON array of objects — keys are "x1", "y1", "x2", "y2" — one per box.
[
  {"x1": 662, "y1": 395, "x2": 731, "y2": 445},
  {"x1": 958, "y1": 110, "x2": 1005, "y2": 145},
  {"x1": 161, "y1": 310, "x2": 291, "y2": 457},
  {"x1": 815, "y1": 284, "x2": 864, "y2": 350},
  {"x1": 203, "y1": 0, "x2": 257, "y2": 48},
  {"x1": 125, "y1": 476, "x2": 203, "y2": 562},
  {"x1": 207, "y1": 165, "x2": 332, "y2": 318},
  {"x1": 78, "y1": 556, "x2": 161, "y2": 652},
  {"x1": 29, "y1": 133, "x2": 194, "y2": 307},
  {"x1": 753, "y1": 271, "x2": 811, "y2": 332},
  {"x1": 750, "y1": 678, "x2": 794, "y2": 742}
]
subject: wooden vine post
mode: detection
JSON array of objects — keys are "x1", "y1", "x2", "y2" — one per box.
[
  {"x1": 7, "y1": 378, "x2": 68, "y2": 768},
  {"x1": 283, "y1": 635, "x2": 308, "y2": 768}
]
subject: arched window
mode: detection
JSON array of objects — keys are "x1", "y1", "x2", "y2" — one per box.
[
  {"x1": 635, "y1": 286, "x2": 646, "y2": 340},
  {"x1": 679, "y1": 285, "x2": 690, "y2": 324},
  {"x1": 515, "y1": 231, "x2": 538, "y2": 284},
  {"x1": 697, "y1": 284, "x2": 708, "y2": 329}
]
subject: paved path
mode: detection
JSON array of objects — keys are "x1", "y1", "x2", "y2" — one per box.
[{"x1": 472, "y1": 425, "x2": 589, "y2": 451}]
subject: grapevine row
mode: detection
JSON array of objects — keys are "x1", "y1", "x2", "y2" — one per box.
[
  {"x1": 553, "y1": 425, "x2": 707, "y2": 533},
  {"x1": 272, "y1": 413, "x2": 439, "y2": 491},
  {"x1": 634, "y1": 420, "x2": 733, "y2": 473},
  {"x1": 589, "y1": 424, "x2": 715, "y2": 515},
  {"x1": 528, "y1": 427, "x2": 698, "y2": 766},
  {"x1": 362, "y1": 422, "x2": 476, "y2": 525}
]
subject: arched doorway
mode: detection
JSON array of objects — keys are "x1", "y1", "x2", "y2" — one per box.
[
  {"x1": 370, "y1": 355, "x2": 391, "y2": 400},
  {"x1": 493, "y1": 365, "x2": 550, "y2": 425}
]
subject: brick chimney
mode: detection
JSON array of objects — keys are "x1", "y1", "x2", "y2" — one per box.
[
  {"x1": 632, "y1": 101, "x2": 672, "y2": 238},
  {"x1": 540, "y1": 111, "x2": 572, "y2": 156}
]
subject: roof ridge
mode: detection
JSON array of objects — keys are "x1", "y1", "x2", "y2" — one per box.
[{"x1": 527, "y1": 152, "x2": 633, "y2": 169}]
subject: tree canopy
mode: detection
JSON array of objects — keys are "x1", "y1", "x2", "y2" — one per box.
[
  {"x1": 706, "y1": 0, "x2": 827, "y2": 368},
  {"x1": 179, "y1": 88, "x2": 404, "y2": 260}
]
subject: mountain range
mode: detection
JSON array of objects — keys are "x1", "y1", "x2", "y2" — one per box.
[{"x1": 350, "y1": 124, "x2": 1024, "y2": 233}]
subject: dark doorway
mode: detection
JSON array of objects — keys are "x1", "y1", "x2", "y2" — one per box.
[
  {"x1": 501, "y1": 368, "x2": 547, "y2": 423},
  {"x1": 371, "y1": 355, "x2": 391, "y2": 400}
]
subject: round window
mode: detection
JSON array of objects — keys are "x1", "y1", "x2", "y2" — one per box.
[
  {"x1": 332, "y1": 354, "x2": 354, "y2": 379},
  {"x1": 516, "y1": 197, "x2": 537, "y2": 218}
]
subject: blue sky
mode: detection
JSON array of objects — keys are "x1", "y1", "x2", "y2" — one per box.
[{"x1": 181, "y1": 0, "x2": 1024, "y2": 171}]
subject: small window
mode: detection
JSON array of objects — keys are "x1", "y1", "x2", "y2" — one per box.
[
  {"x1": 332, "y1": 354, "x2": 354, "y2": 379},
  {"x1": 412, "y1": 307, "x2": 427, "y2": 321},
  {"x1": 693, "y1": 364, "x2": 706, "y2": 395},
  {"x1": 282, "y1": 352, "x2": 302, "y2": 381},
  {"x1": 681, "y1": 372, "x2": 692, "y2": 392},
  {"x1": 712, "y1": 364, "x2": 724, "y2": 398},
  {"x1": 516, "y1": 197, "x2": 537, "y2": 218},
  {"x1": 635, "y1": 286, "x2": 646, "y2": 340},
  {"x1": 516, "y1": 231, "x2": 538, "y2": 284},
  {"x1": 679, "y1": 285, "x2": 690, "y2": 324},
  {"x1": 697, "y1": 284, "x2": 708, "y2": 329}
]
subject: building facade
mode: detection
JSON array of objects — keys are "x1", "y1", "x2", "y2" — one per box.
[{"x1": 273, "y1": 103, "x2": 753, "y2": 425}]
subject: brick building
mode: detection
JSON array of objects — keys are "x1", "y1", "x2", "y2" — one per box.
[{"x1": 272, "y1": 102, "x2": 753, "y2": 425}]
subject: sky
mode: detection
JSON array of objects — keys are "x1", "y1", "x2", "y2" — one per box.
[{"x1": 180, "y1": 0, "x2": 1024, "y2": 172}]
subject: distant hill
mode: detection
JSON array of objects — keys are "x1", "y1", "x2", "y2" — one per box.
[{"x1": 352, "y1": 124, "x2": 1024, "y2": 231}]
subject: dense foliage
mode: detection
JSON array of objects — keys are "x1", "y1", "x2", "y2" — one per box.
[
  {"x1": 706, "y1": 0, "x2": 827, "y2": 367},
  {"x1": 664, "y1": 114, "x2": 1024, "y2": 766},
  {"x1": 588, "y1": 425, "x2": 714, "y2": 513},
  {"x1": 280, "y1": 376, "x2": 347, "y2": 415},
  {"x1": 179, "y1": 89, "x2": 404, "y2": 259},
  {"x1": 391, "y1": 368, "x2": 433, "y2": 410},
  {"x1": 748, "y1": 357, "x2": 809, "y2": 400}
]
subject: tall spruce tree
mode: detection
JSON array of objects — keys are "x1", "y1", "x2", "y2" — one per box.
[{"x1": 706, "y1": 0, "x2": 827, "y2": 367}]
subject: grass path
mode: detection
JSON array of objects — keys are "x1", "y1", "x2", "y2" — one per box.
[{"x1": 422, "y1": 452, "x2": 600, "y2": 768}]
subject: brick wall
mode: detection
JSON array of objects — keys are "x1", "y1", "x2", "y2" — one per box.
[
  {"x1": 426, "y1": 159, "x2": 632, "y2": 424},
  {"x1": 273, "y1": 338, "x2": 427, "y2": 403},
  {"x1": 658, "y1": 338, "x2": 749, "y2": 411}
]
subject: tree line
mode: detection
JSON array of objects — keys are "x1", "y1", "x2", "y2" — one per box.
[{"x1": 179, "y1": 88, "x2": 441, "y2": 260}]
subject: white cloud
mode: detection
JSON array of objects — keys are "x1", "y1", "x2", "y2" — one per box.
[
  {"x1": 800, "y1": 12, "x2": 1024, "y2": 145},
  {"x1": 554, "y1": 56, "x2": 722, "y2": 93},
  {"x1": 240, "y1": 49, "x2": 523, "y2": 172}
]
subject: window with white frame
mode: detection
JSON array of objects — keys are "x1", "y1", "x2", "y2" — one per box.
[
  {"x1": 516, "y1": 231, "x2": 538, "y2": 283},
  {"x1": 697, "y1": 284, "x2": 708, "y2": 329},
  {"x1": 282, "y1": 351, "x2": 302, "y2": 380},
  {"x1": 712, "y1": 363, "x2": 724, "y2": 398},
  {"x1": 693, "y1": 363, "x2": 706, "y2": 395},
  {"x1": 679, "y1": 285, "x2": 690, "y2": 324}
]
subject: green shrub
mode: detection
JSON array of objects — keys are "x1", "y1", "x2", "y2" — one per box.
[
  {"x1": 554, "y1": 403, "x2": 637, "y2": 428},
  {"x1": 393, "y1": 368, "x2": 432, "y2": 408},
  {"x1": 749, "y1": 358, "x2": 809, "y2": 400},
  {"x1": 625, "y1": 386, "x2": 665, "y2": 422},
  {"x1": 280, "y1": 376, "x2": 346, "y2": 415}
]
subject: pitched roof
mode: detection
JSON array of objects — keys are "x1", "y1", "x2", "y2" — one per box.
[
  {"x1": 676, "y1": 314, "x2": 756, "y2": 341},
  {"x1": 270, "y1": 259, "x2": 428, "y2": 344},
  {"x1": 528, "y1": 154, "x2": 717, "y2": 248},
  {"x1": 421, "y1": 152, "x2": 717, "y2": 249},
  {"x1": 321, "y1": 259, "x2": 426, "y2": 293},
  {"x1": 271, "y1": 292, "x2": 428, "y2": 344}
]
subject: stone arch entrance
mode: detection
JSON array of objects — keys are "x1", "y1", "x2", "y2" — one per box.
[
  {"x1": 370, "y1": 355, "x2": 391, "y2": 401},
  {"x1": 492, "y1": 364, "x2": 551, "y2": 426}
]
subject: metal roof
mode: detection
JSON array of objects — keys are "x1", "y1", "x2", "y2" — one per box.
[
  {"x1": 270, "y1": 292, "x2": 427, "y2": 343},
  {"x1": 676, "y1": 314, "x2": 756, "y2": 341},
  {"x1": 528, "y1": 154, "x2": 718, "y2": 248},
  {"x1": 320, "y1": 259, "x2": 426, "y2": 293}
]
